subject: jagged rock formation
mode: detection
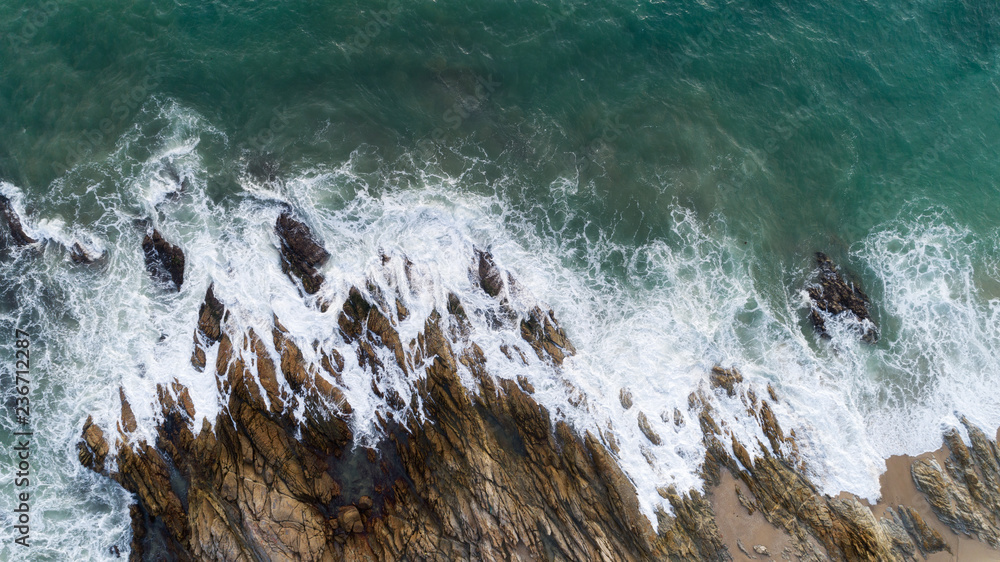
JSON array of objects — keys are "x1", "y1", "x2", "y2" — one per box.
[
  {"x1": 0, "y1": 193, "x2": 106, "y2": 262},
  {"x1": 276, "y1": 211, "x2": 329, "y2": 295},
  {"x1": 694, "y1": 369, "x2": 950, "y2": 562},
  {"x1": 912, "y1": 418, "x2": 1000, "y2": 548},
  {"x1": 0, "y1": 193, "x2": 36, "y2": 246},
  {"x1": 80, "y1": 248, "x2": 721, "y2": 562},
  {"x1": 142, "y1": 229, "x2": 186, "y2": 290},
  {"x1": 807, "y1": 252, "x2": 878, "y2": 343},
  {"x1": 77, "y1": 241, "x2": 995, "y2": 561},
  {"x1": 190, "y1": 284, "x2": 226, "y2": 371}
]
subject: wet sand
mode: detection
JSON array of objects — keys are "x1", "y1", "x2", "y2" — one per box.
[{"x1": 709, "y1": 441, "x2": 1000, "y2": 561}]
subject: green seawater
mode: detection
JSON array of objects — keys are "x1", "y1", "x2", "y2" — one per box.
[{"x1": 0, "y1": 0, "x2": 999, "y2": 558}]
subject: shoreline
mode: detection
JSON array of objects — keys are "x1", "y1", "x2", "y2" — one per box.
[{"x1": 709, "y1": 431, "x2": 1000, "y2": 561}]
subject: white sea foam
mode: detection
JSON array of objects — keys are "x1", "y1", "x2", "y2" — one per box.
[{"x1": 2, "y1": 103, "x2": 1000, "y2": 558}]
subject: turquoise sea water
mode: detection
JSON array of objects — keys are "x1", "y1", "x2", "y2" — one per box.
[{"x1": 1, "y1": 0, "x2": 999, "y2": 558}]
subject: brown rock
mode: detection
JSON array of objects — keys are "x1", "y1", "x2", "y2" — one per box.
[
  {"x1": 0, "y1": 194, "x2": 36, "y2": 246},
  {"x1": 196, "y1": 284, "x2": 225, "y2": 343},
  {"x1": 119, "y1": 388, "x2": 137, "y2": 434},
  {"x1": 358, "y1": 495, "x2": 373, "y2": 511},
  {"x1": 142, "y1": 229, "x2": 185, "y2": 290},
  {"x1": 637, "y1": 411, "x2": 662, "y2": 446},
  {"x1": 709, "y1": 366, "x2": 743, "y2": 397},
  {"x1": 338, "y1": 505, "x2": 363, "y2": 534},
  {"x1": 620, "y1": 388, "x2": 634, "y2": 410},
  {"x1": 69, "y1": 242, "x2": 104, "y2": 264},
  {"x1": 475, "y1": 248, "x2": 506, "y2": 297},
  {"x1": 520, "y1": 306, "x2": 575, "y2": 365},
  {"x1": 275, "y1": 211, "x2": 329, "y2": 295},
  {"x1": 77, "y1": 415, "x2": 109, "y2": 473},
  {"x1": 896, "y1": 505, "x2": 949, "y2": 555},
  {"x1": 807, "y1": 252, "x2": 877, "y2": 342},
  {"x1": 911, "y1": 422, "x2": 1000, "y2": 548}
]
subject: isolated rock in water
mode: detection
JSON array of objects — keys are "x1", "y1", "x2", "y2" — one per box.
[
  {"x1": 142, "y1": 229, "x2": 185, "y2": 290},
  {"x1": 638, "y1": 411, "x2": 663, "y2": 445},
  {"x1": 196, "y1": 284, "x2": 225, "y2": 343},
  {"x1": 0, "y1": 194, "x2": 36, "y2": 246},
  {"x1": 158, "y1": 159, "x2": 191, "y2": 196},
  {"x1": 475, "y1": 248, "x2": 506, "y2": 297},
  {"x1": 275, "y1": 211, "x2": 329, "y2": 294},
  {"x1": 69, "y1": 242, "x2": 106, "y2": 265},
  {"x1": 807, "y1": 252, "x2": 877, "y2": 342},
  {"x1": 70, "y1": 243, "x2": 94, "y2": 264},
  {"x1": 191, "y1": 284, "x2": 226, "y2": 370},
  {"x1": 473, "y1": 248, "x2": 519, "y2": 327}
]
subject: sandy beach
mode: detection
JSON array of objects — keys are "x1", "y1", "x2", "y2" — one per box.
[{"x1": 710, "y1": 436, "x2": 1000, "y2": 561}]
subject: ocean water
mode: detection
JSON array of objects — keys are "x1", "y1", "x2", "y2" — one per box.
[{"x1": 1, "y1": 0, "x2": 999, "y2": 558}]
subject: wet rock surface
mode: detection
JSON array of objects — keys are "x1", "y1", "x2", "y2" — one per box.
[
  {"x1": 69, "y1": 242, "x2": 103, "y2": 264},
  {"x1": 276, "y1": 211, "x2": 330, "y2": 295},
  {"x1": 912, "y1": 418, "x2": 1000, "y2": 549},
  {"x1": 807, "y1": 252, "x2": 877, "y2": 342},
  {"x1": 693, "y1": 367, "x2": 969, "y2": 562},
  {"x1": 142, "y1": 229, "x2": 185, "y2": 290},
  {"x1": 191, "y1": 284, "x2": 226, "y2": 370},
  {"x1": 78, "y1": 249, "x2": 996, "y2": 561},
  {"x1": 0, "y1": 194, "x2": 36, "y2": 246}
]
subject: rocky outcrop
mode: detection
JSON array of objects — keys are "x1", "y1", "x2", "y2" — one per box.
[
  {"x1": 807, "y1": 252, "x2": 877, "y2": 342},
  {"x1": 475, "y1": 248, "x2": 507, "y2": 298},
  {"x1": 0, "y1": 192, "x2": 110, "y2": 264},
  {"x1": 78, "y1": 247, "x2": 742, "y2": 561},
  {"x1": 694, "y1": 369, "x2": 950, "y2": 562},
  {"x1": 708, "y1": 366, "x2": 743, "y2": 397},
  {"x1": 0, "y1": 194, "x2": 36, "y2": 246},
  {"x1": 276, "y1": 211, "x2": 329, "y2": 295},
  {"x1": 77, "y1": 244, "x2": 996, "y2": 561},
  {"x1": 142, "y1": 229, "x2": 185, "y2": 290},
  {"x1": 191, "y1": 284, "x2": 226, "y2": 370},
  {"x1": 912, "y1": 418, "x2": 1000, "y2": 548}
]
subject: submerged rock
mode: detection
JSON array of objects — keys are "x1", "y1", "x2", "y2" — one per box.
[
  {"x1": 142, "y1": 229, "x2": 185, "y2": 290},
  {"x1": 0, "y1": 194, "x2": 36, "y2": 246},
  {"x1": 807, "y1": 252, "x2": 878, "y2": 342},
  {"x1": 70, "y1": 242, "x2": 102, "y2": 264},
  {"x1": 275, "y1": 211, "x2": 329, "y2": 295}
]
